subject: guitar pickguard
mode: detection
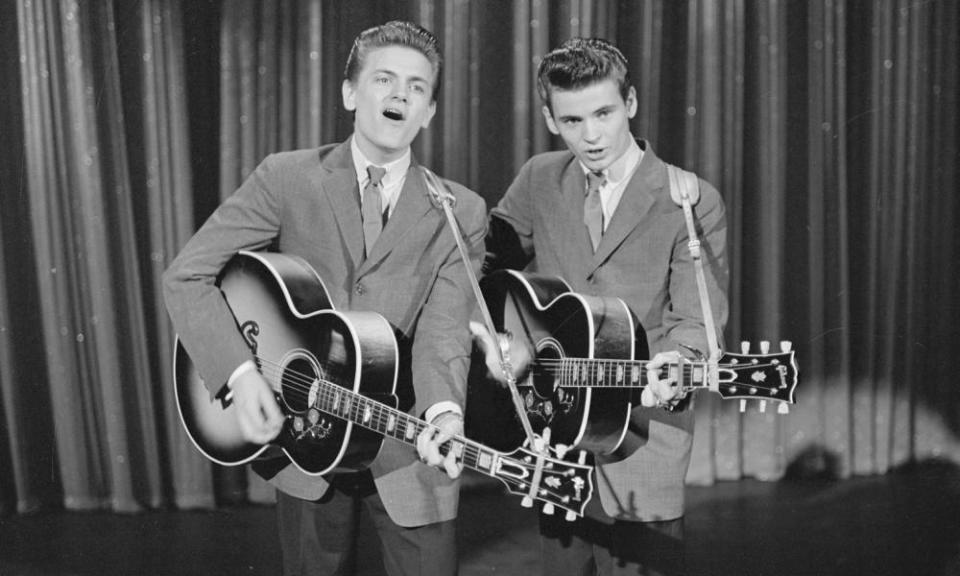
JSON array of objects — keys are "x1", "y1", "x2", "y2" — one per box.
[{"x1": 522, "y1": 386, "x2": 576, "y2": 426}]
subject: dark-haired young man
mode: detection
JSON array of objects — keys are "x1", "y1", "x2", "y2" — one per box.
[
  {"x1": 482, "y1": 37, "x2": 729, "y2": 575},
  {"x1": 164, "y1": 21, "x2": 485, "y2": 576}
]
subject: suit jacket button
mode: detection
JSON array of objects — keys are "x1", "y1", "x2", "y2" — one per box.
[{"x1": 355, "y1": 283, "x2": 365, "y2": 295}]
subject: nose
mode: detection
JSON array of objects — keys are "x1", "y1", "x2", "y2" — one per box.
[
  {"x1": 583, "y1": 118, "x2": 601, "y2": 142},
  {"x1": 390, "y1": 83, "x2": 409, "y2": 102}
]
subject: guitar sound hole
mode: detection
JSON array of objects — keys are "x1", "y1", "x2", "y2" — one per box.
[
  {"x1": 280, "y1": 354, "x2": 321, "y2": 413},
  {"x1": 532, "y1": 342, "x2": 561, "y2": 400}
]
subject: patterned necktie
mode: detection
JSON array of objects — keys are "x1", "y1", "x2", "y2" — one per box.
[
  {"x1": 584, "y1": 171, "x2": 606, "y2": 251},
  {"x1": 362, "y1": 165, "x2": 387, "y2": 256}
]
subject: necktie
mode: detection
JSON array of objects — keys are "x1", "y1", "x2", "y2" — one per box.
[
  {"x1": 362, "y1": 165, "x2": 387, "y2": 256},
  {"x1": 584, "y1": 171, "x2": 606, "y2": 251}
]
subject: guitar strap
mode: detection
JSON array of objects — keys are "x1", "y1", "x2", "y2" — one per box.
[
  {"x1": 666, "y1": 164, "x2": 722, "y2": 381},
  {"x1": 420, "y1": 167, "x2": 542, "y2": 451}
]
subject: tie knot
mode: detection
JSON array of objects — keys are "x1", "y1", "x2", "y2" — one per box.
[
  {"x1": 367, "y1": 165, "x2": 387, "y2": 187},
  {"x1": 586, "y1": 171, "x2": 606, "y2": 195}
]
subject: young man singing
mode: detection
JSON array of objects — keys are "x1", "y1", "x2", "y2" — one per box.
[{"x1": 164, "y1": 21, "x2": 485, "y2": 576}]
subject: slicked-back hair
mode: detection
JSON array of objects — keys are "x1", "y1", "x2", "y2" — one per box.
[
  {"x1": 537, "y1": 37, "x2": 631, "y2": 112},
  {"x1": 343, "y1": 20, "x2": 443, "y2": 101}
]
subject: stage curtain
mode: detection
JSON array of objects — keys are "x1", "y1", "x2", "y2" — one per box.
[{"x1": 0, "y1": 0, "x2": 957, "y2": 514}]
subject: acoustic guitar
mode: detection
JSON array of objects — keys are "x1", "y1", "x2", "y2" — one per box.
[
  {"x1": 174, "y1": 252, "x2": 593, "y2": 518},
  {"x1": 469, "y1": 269, "x2": 799, "y2": 456}
]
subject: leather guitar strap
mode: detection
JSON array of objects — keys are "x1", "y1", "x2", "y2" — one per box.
[{"x1": 666, "y1": 165, "x2": 722, "y2": 382}]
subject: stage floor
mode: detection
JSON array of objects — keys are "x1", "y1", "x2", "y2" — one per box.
[{"x1": 1, "y1": 461, "x2": 958, "y2": 575}]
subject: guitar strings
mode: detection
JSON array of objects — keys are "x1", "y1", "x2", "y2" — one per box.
[
  {"x1": 527, "y1": 359, "x2": 787, "y2": 393},
  {"x1": 252, "y1": 355, "x2": 514, "y2": 471},
  {"x1": 242, "y1": 353, "x2": 587, "y2": 508}
]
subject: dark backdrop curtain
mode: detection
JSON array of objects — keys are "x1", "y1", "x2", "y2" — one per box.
[{"x1": 0, "y1": 0, "x2": 957, "y2": 514}]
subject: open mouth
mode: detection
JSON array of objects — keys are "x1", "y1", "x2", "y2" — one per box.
[{"x1": 383, "y1": 107, "x2": 404, "y2": 121}]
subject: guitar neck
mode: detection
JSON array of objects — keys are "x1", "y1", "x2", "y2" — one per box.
[
  {"x1": 558, "y1": 358, "x2": 712, "y2": 391},
  {"x1": 308, "y1": 378, "x2": 501, "y2": 475}
]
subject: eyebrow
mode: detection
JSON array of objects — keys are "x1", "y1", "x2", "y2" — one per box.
[
  {"x1": 372, "y1": 68, "x2": 431, "y2": 86},
  {"x1": 558, "y1": 104, "x2": 615, "y2": 122}
]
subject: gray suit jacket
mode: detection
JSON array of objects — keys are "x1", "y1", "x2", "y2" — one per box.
[
  {"x1": 488, "y1": 140, "x2": 728, "y2": 521},
  {"x1": 163, "y1": 139, "x2": 486, "y2": 527}
]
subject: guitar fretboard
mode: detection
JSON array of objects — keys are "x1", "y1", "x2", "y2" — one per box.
[
  {"x1": 285, "y1": 374, "x2": 590, "y2": 516},
  {"x1": 553, "y1": 358, "x2": 711, "y2": 390},
  {"x1": 305, "y1": 378, "x2": 499, "y2": 474}
]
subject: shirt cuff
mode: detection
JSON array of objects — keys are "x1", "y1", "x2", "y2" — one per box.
[
  {"x1": 425, "y1": 401, "x2": 462, "y2": 424},
  {"x1": 227, "y1": 360, "x2": 258, "y2": 389}
]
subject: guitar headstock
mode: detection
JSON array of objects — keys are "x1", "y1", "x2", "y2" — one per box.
[
  {"x1": 493, "y1": 445, "x2": 594, "y2": 519},
  {"x1": 714, "y1": 340, "x2": 799, "y2": 413}
]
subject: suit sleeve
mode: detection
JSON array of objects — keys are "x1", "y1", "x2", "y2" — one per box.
[
  {"x1": 410, "y1": 190, "x2": 488, "y2": 417},
  {"x1": 656, "y1": 181, "x2": 729, "y2": 358},
  {"x1": 162, "y1": 155, "x2": 284, "y2": 393},
  {"x1": 484, "y1": 159, "x2": 537, "y2": 273}
]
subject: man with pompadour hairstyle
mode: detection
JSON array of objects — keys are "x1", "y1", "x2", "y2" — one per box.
[
  {"x1": 165, "y1": 20, "x2": 485, "y2": 576},
  {"x1": 481, "y1": 36, "x2": 729, "y2": 576}
]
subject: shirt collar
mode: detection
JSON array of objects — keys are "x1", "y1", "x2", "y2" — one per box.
[
  {"x1": 580, "y1": 138, "x2": 643, "y2": 185},
  {"x1": 350, "y1": 136, "x2": 411, "y2": 186}
]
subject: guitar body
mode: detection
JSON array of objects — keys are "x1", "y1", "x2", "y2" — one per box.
[
  {"x1": 473, "y1": 269, "x2": 646, "y2": 454},
  {"x1": 174, "y1": 251, "x2": 398, "y2": 475}
]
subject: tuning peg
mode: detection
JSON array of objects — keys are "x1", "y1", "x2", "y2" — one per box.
[
  {"x1": 780, "y1": 340, "x2": 793, "y2": 352},
  {"x1": 778, "y1": 403, "x2": 790, "y2": 414},
  {"x1": 577, "y1": 450, "x2": 588, "y2": 465},
  {"x1": 760, "y1": 341, "x2": 770, "y2": 354},
  {"x1": 740, "y1": 341, "x2": 750, "y2": 354},
  {"x1": 542, "y1": 503, "x2": 555, "y2": 515},
  {"x1": 555, "y1": 443, "x2": 570, "y2": 460},
  {"x1": 759, "y1": 400, "x2": 767, "y2": 413},
  {"x1": 739, "y1": 399, "x2": 747, "y2": 413},
  {"x1": 565, "y1": 510, "x2": 577, "y2": 521},
  {"x1": 521, "y1": 496, "x2": 534, "y2": 508}
]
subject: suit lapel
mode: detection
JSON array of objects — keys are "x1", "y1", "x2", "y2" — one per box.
[
  {"x1": 316, "y1": 140, "x2": 366, "y2": 266},
  {"x1": 590, "y1": 141, "x2": 663, "y2": 271},
  {"x1": 356, "y1": 157, "x2": 434, "y2": 276}
]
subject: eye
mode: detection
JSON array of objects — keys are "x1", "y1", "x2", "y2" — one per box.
[
  {"x1": 375, "y1": 75, "x2": 390, "y2": 85},
  {"x1": 410, "y1": 83, "x2": 426, "y2": 95}
]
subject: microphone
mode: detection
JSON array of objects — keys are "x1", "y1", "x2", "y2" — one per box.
[{"x1": 421, "y1": 166, "x2": 457, "y2": 208}]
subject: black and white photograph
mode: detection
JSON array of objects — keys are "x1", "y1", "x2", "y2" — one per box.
[{"x1": 0, "y1": 1, "x2": 958, "y2": 575}]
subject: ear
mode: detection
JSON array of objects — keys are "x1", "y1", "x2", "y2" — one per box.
[
  {"x1": 625, "y1": 86, "x2": 638, "y2": 119},
  {"x1": 420, "y1": 100, "x2": 437, "y2": 129},
  {"x1": 342, "y1": 79, "x2": 356, "y2": 111},
  {"x1": 542, "y1": 105, "x2": 560, "y2": 135}
]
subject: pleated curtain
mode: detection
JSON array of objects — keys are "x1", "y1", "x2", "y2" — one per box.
[{"x1": 0, "y1": 0, "x2": 957, "y2": 514}]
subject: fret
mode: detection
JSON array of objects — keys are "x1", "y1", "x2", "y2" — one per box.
[{"x1": 372, "y1": 403, "x2": 386, "y2": 433}]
